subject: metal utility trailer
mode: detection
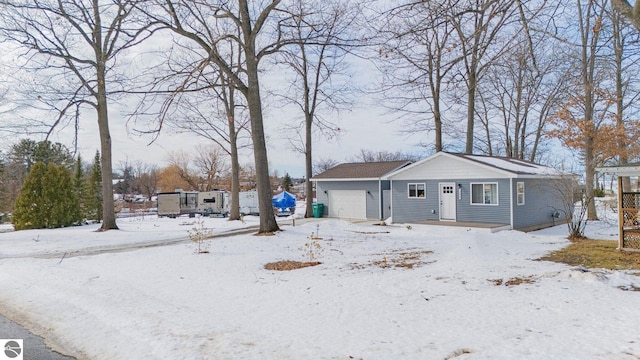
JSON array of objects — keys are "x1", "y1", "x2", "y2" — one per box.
[{"x1": 157, "y1": 191, "x2": 198, "y2": 218}]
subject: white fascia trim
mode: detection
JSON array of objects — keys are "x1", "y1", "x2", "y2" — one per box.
[
  {"x1": 597, "y1": 166, "x2": 640, "y2": 177},
  {"x1": 311, "y1": 178, "x2": 380, "y2": 182}
]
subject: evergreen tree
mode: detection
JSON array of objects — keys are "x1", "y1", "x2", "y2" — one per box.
[
  {"x1": 13, "y1": 162, "x2": 48, "y2": 230},
  {"x1": 85, "y1": 151, "x2": 103, "y2": 221},
  {"x1": 12, "y1": 162, "x2": 80, "y2": 230},
  {"x1": 74, "y1": 156, "x2": 87, "y2": 219},
  {"x1": 13, "y1": 162, "x2": 81, "y2": 230},
  {"x1": 282, "y1": 173, "x2": 293, "y2": 192},
  {"x1": 9, "y1": 139, "x2": 74, "y2": 171},
  {"x1": 47, "y1": 163, "x2": 81, "y2": 227}
]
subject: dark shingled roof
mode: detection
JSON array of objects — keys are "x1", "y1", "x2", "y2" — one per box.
[{"x1": 312, "y1": 161, "x2": 411, "y2": 180}]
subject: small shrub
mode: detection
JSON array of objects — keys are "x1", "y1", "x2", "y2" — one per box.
[
  {"x1": 188, "y1": 218, "x2": 213, "y2": 254},
  {"x1": 300, "y1": 232, "x2": 324, "y2": 262}
]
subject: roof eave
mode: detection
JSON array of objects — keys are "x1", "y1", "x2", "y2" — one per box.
[
  {"x1": 597, "y1": 166, "x2": 640, "y2": 177},
  {"x1": 311, "y1": 177, "x2": 382, "y2": 182}
]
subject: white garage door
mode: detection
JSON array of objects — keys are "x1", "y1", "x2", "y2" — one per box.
[{"x1": 328, "y1": 190, "x2": 367, "y2": 220}]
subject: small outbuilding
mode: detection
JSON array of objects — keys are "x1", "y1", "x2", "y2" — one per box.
[
  {"x1": 385, "y1": 152, "x2": 570, "y2": 231},
  {"x1": 596, "y1": 163, "x2": 640, "y2": 251},
  {"x1": 311, "y1": 161, "x2": 412, "y2": 220}
]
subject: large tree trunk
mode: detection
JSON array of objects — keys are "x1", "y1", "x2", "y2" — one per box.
[
  {"x1": 433, "y1": 90, "x2": 443, "y2": 152},
  {"x1": 228, "y1": 114, "x2": 241, "y2": 221},
  {"x1": 239, "y1": 0, "x2": 279, "y2": 234},
  {"x1": 465, "y1": 71, "x2": 476, "y2": 154},
  {"x1": 585, "y1": 134, "x2": 598, "y2": 220},
  {"x1": 96, "y1": 63, "x2": 118, "y2": 230},
  {"x1": 305, "y1": 112, "x2": 313, "y2": 218}
]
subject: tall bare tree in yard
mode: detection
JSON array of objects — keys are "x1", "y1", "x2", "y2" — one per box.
[
  {"x1": 376, "y1": 1, "x2": 460, "y2": 153},
  {"x1": 276, "y1": 0, "x2": 357, "y2": 218},
  {"x1": 448, "y1": 0, "x2": 518, "y2": 154},
  {"x1": 0, "y1": 0, "x2": 155, "y2": 231},
  {"x1": 577, "y1": 0, "x2": 606, "y2": 220},
  {"x1": 476, "y1": 37, "x2": 569, "y2": 161},
  {"x1": 179, "y1": 67, "x2": 248, "y2": 219},
  {"x1": 140, "y1": 0, "x2": 301, "y2": 233},
  {"x1": 136, "y1": 40, "x2": 251, "y2": 221},
  {"x1": 608, "y1": 6, "x2": 640, "y2": 191}
]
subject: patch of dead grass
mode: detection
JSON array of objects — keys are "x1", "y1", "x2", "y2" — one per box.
[
  {"x1": 352, "y1": 249, "x2": 433, "y2": 270},
  {"x1": 489, "y1": 276, "x2": 536, "y2": 286},
  {"x1": 444, "y1": 348, "x2": 474, "y2": 359},
  {"x1": 264, "y1": 260, "x2": 321, "y2": 271},
  {"x1": 538, "y1": 239, "x2": 640, "y2": 272}
]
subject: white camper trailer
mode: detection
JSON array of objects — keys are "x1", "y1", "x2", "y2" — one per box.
[
  {"x1": 197, "y1": 190, "x2": 229, "y2": 217},
  {"x1": 239, "y1": 190, "x2": 259, "y2": 215}
]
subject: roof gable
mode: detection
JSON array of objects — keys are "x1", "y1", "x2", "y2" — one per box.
[
  {"x1": 386, "y1": 152, "x2": 562, "y2": 180},
  {"x1": 312, "y1": 161, "x2": 411, "y2": 181}
]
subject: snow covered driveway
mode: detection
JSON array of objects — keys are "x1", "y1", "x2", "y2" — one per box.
[{"x1": 1, "y1": 217, "x2": 639, "y2": 359}]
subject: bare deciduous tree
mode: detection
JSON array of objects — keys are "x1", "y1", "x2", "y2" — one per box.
[
  {"x1": 167, "y1": 151, "x2": 200, "y2": 191},
  {"x1": 376, "y1": 1, "x2": 459, "y2": 152},
  {"x1": 349, "y1": 149, "x2": 418, "y2": 163},
  {"x1": 608, "y1": 5, "x2": 640, "y2": 190},
  {"x1": 139, "y1": 0, "x2": 301, "y2": 233},
  {"x1": 193, "y1": 144, "x2": 230, "y2": 191},
  {"x1": 448, "y1": 0, "x2": 518, "y2": 154},
  {"x1": 0, "y1": 0, "x2": 156, "y2": 230},
  {"x1": 611, "y1": 0, "x2": 640, "y2": 31},
  {"x1": 276, "y1": 0, "x2": 357, "y2": 218},
  {"x1": 312, "y1": 158, "x2": 339, "y2": 175}
]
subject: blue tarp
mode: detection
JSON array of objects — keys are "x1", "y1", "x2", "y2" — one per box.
[{"x1": 272, "y1": 191, "x2": 296, "y2": 210}]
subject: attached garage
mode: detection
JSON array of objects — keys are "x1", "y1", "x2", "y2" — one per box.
[
  {"x1": 311, "y1": 161, "x2": 412, "y2": 220},
  {"x1": 328, "y1": 190, "x2": 367, "y2": 220}
]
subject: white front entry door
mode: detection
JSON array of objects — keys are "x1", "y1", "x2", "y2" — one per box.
[{"x1": 439, "y1": 182, "x2": 456, "y2": 221}]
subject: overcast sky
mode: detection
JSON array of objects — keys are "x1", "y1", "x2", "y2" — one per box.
[{"x1": 41, "y1": 84, "x2": 421, "y2": 179}]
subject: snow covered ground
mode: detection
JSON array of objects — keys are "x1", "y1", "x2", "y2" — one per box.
[{"x1": 1, "y1": 203, "x2": 639, "y2": 359}]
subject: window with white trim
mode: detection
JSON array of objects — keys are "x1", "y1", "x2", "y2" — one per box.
[
  {"x1": 408, "y1": 183, "x2": 426, "y2": 199},
  {"x1": 517, "y1": 182, "x2": 525, "y2": 205},
  {"x1": 471, "y1": 183, "x2": 498, "y2": 205}
]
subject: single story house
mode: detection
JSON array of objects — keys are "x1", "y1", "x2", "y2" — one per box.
[
  {"x1": 311, "y1": 161, "x2": 411, "y2": 220},
  {"x1": 385, "y1": 152, "x2": 571, "y2": 231}
]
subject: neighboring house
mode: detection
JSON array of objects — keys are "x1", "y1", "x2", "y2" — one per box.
[
  {"x1": 385, "y1": 152, "x2": 570, "y2": 231},
  {"x1": 311, "y1": 161, "x2": 412, "y2": 220}
]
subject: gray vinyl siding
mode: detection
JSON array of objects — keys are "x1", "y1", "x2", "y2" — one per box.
[
  {"x1": 457, "y1": 179, "x2": 511, "y2": 224},
  {"x1": 511, "y1": 178, "x2": 567, "y2": 230},
  {"x1": 391, "y1": 180, "x2": 441, "y2": 223},
  {"x1": 392, "y1": 178, "x2": 511, "y2": 225},
  {"x1": 315, "y1": 180, "x2": 383, "y2": 219}
]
